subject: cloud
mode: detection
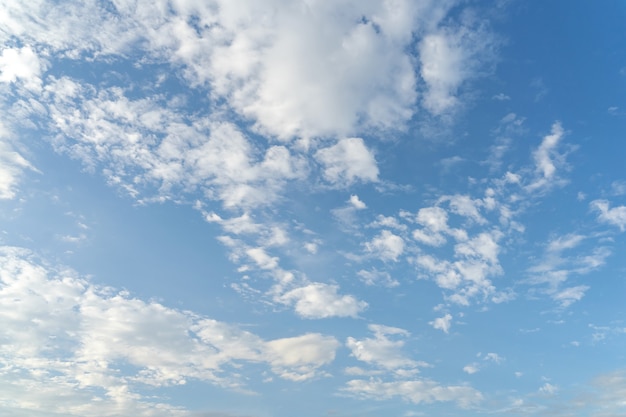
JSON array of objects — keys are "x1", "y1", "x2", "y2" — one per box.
[
  {"x1": 346, "y1": 324, "x2": 419, "y2": 373},
  {"x1": 343, "y1": 378, "x2": 482, "y2": 408},
  {"x1": 527, "y1": 233, "x2": 611, "y2": 307},
  {"x1": 430, "y1": 313, "x2": 452, "y2": 333},
  {"x1": 484, "y1": 352, "x2": 504, "y2": 364},
  {"x1": 527, "y1": 122, "x2": 568, "y2": 191},
  {"x1": 265, "y1": 333, "x2": 340, "y2": 381},
  {"x1": 43, "y1": 79, "x2": 308, "y2": 209},
  {"x1": 365, "y1": 230, "x2": 405, "y2": 261},
  {"x1": 0, "y1": 131, "x2": 37, "y2": 200},
  {"x1": 0, "y1": 46, "x2": 46, "y2": 91},
  {"x1": 539, "y1": 382, "x2": 558, "y2": 395},
  {"x1": 552, "y1": 285, "x2": 589, "y2": 308},
  {"x1": 315, "y1": 138, "x2": 379, "y2": 186},
  {"x1": 591, "y1": 199, "x2": 626, "y2": 231},
  {"x1": 278, "y1": 283, "x2": 367, "y2": 319},
  {"x1": 419, "y1": 17, "x2": 497, "y2": 116},
  {"x1": 463, "y1": 364, "x2": 479, "y2": 374},
  {"x1": 0, "y1": 246, "x2": 341, "y2": 416},
  {"x1": 492, "y1": 93, "x2": 510, "y2": 101},
  {"x1": 349, "y1": 194, "x2": 367, "y2": 210},
  {"x1": 205, "y1": 0, "x2": 427, "y2": 139},
  {"x1": 357, "y1": 269, "x2": 399, "y2": 287}
]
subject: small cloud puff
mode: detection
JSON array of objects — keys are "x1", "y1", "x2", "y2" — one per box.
[{"x1": 430, "y1": 314, "x2": 452, "y2": 333}]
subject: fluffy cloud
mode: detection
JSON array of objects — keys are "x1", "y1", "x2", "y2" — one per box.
[
  {"x1": 0, "y1": 246, "x2": 341, "y2": 416},
  {"x1": 1, "y1": 0, "x2": 495, "y2": 141},
  {"x1": 43, "y1": 79, "x2": 307, "y2": 209},
  {"x1": 315, "y1": 138, "x2": 379, "y2": 186},
  {"x1": 0, "y1": 46, "x2": 46, "y2": 91},
  {"x1": 346, "y1": 324, "x2": 419, "y2": 373},
  {"x1": 265, "y1": 333, "x2": 340, "y2": 381},
  {"x1": 279, "y1": 283, "x2": 368, "y2": 319},
  {"x1": 430, "y1": 313, "x2": 452, "y2": 333},
  {"x1": 365, "y1": 230, "x2": 405, "y2": 261}
]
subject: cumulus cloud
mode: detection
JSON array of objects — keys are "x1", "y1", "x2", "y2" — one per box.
[
  {"x1": 44, "y1": 79, "x2": 307, "y2": 209},
  {"x1": 539, "y1": 382, "x2": 558, "y2": 395},
  {"x1": 463, "y1": 364, "x2": 479, "y2": 374},
  {"x1": 430, "y1": 313, "x2": 452, "y2": 333},
  {"x1": 0, "y1": 246, "x2": 341, "y2": 416},
  {"x1": 365, "y1": 230, "x2": 405, "y2": 262},
  {"x1": 2, "y1": 0, "x2": 493, "y2": 140},
  {"x1": 349, "y1": 194, "x2": 367, "y2": 210},
  {"x1": 315, "y1": 138, "x2": 379, "y2": 186},
  {"x1": 346, "y1": 324, "x2": 419, "y2": 373},
  {"x1": 265, "y1": 333, "x2": 340, "y2": 381},
  {"x1": 279, "y1": 282, "x2": 368, "y2": 319},
  {"x1": 0, "y1": 46, "x2": 46, "y2": 91}
]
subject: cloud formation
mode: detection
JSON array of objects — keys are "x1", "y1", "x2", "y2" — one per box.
[{"x1": 0, "y1": 246, "x2": 340, "y2": 415}]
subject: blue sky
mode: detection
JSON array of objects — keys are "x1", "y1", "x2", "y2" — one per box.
[{"x1": 1, "y1": 1, "x2": 626, "y2": 416}]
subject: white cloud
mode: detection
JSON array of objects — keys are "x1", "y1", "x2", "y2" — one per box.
[
  {"x1": 539, "y1": 382, "x2": 558, "y2": 395},
  {"x1": 315, "y1": 138, "x2": 379, "y2": 186},
  {"x1": 484, "y1": 352, "x2": 504, "y2": 364},
  {"x1": 343, "y1": 378, "x2": 482, "y2": 408},
  {"x1": 304, "y1": 242, "x2": 319, "y2": 254},
  {"x1": 357, "y1": 269, "x2": 399, "y2": 287},
  {"x1": 246, "y1": 247, "x2": 279, "y2": 270},
  {"x1": 444, "y1": 195, "x2": 487, "y2": 224},
  {"x1": 492, "y1": 93, "x2": 510, "y2": 101},
  {"x1": 419, "y1": 19, "x2": 496, "y2": 116},
  {"x1": 0, "y1": 131, "x2": 37, "y2": 199},
  {"x1": 463, "y1": 364, "x2": 479, "y2": 374},
  {"x1": 346, "y1": 324, "x2": 419, "y2": 373},
  {"x1": 369, "y1": 214, "x2": 408, "y2": 232},
  {"x1": 349, "y1": 194, "x2": 367, "y2": 210},
  {"x1": 611, "y1": 180, "x2": 626, "y2": 196},
  {"x1": 591, "y1": 199, "x2": 626, "y2": 231},
  {"x1": 527, "y1": 122, "x2": 567, "y2": 191},
  {"x1": 0, "y1": 46, "x2": 45, "y2": 91},
  {"x1": 206, "y1": 0, "x2": 427, "y2": 139},
  {"x1": 365, "y1": 230, "x2": 405, "y2": 262},
  {"x1": 265, "y1": 333, "x2": 340, "y2": 381},
  {"x1": 412, "y1": 229, "x2": 446, "y2": 246},
  {"x1": 527, "y1": 233, "x2": 611, "y2": 307},
  {"x1": 279, "y1": 283, "x2": 367, "y2": 319},
  {"x1": 0, "y1": 246, "x2": 341, "y2": 416},
  {"x1": 2, "y1": 0, "x2": 498, "y2": 142},
  {"x1": 417, "y1": 206, "x2": 449, "y2": 230},
  {"x1": 430, "y1": 314, "x2": 452, "y2": 333},
  {"x1": 546, "y1": 234, "x2": 584, "y2": 253},
  {"x1": 44, "y1": 80, "x2": 308, "y2": 209},
  {"x1": 552, "y1": 285, "x2": 589, "y2": 308}
]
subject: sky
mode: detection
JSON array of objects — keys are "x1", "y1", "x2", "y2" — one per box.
[{"x1": 1, "y1": 1, "x2": 626, "y2": 416}]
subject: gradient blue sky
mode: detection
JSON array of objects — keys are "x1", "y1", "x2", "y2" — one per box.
[{"x1": 1, "y1": 1, "x2": 626, "y2": 416}]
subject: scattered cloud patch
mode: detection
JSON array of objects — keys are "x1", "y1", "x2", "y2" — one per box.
[
  {"x1": 279, "y1": 283, "x2": 367, "y2": 319},
  {"x1": 430, "y1": 314, "x2": 453, "y2": 333},
  {"x1": 315, "y1": 138, "x2": 379, "y2": 186}
]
